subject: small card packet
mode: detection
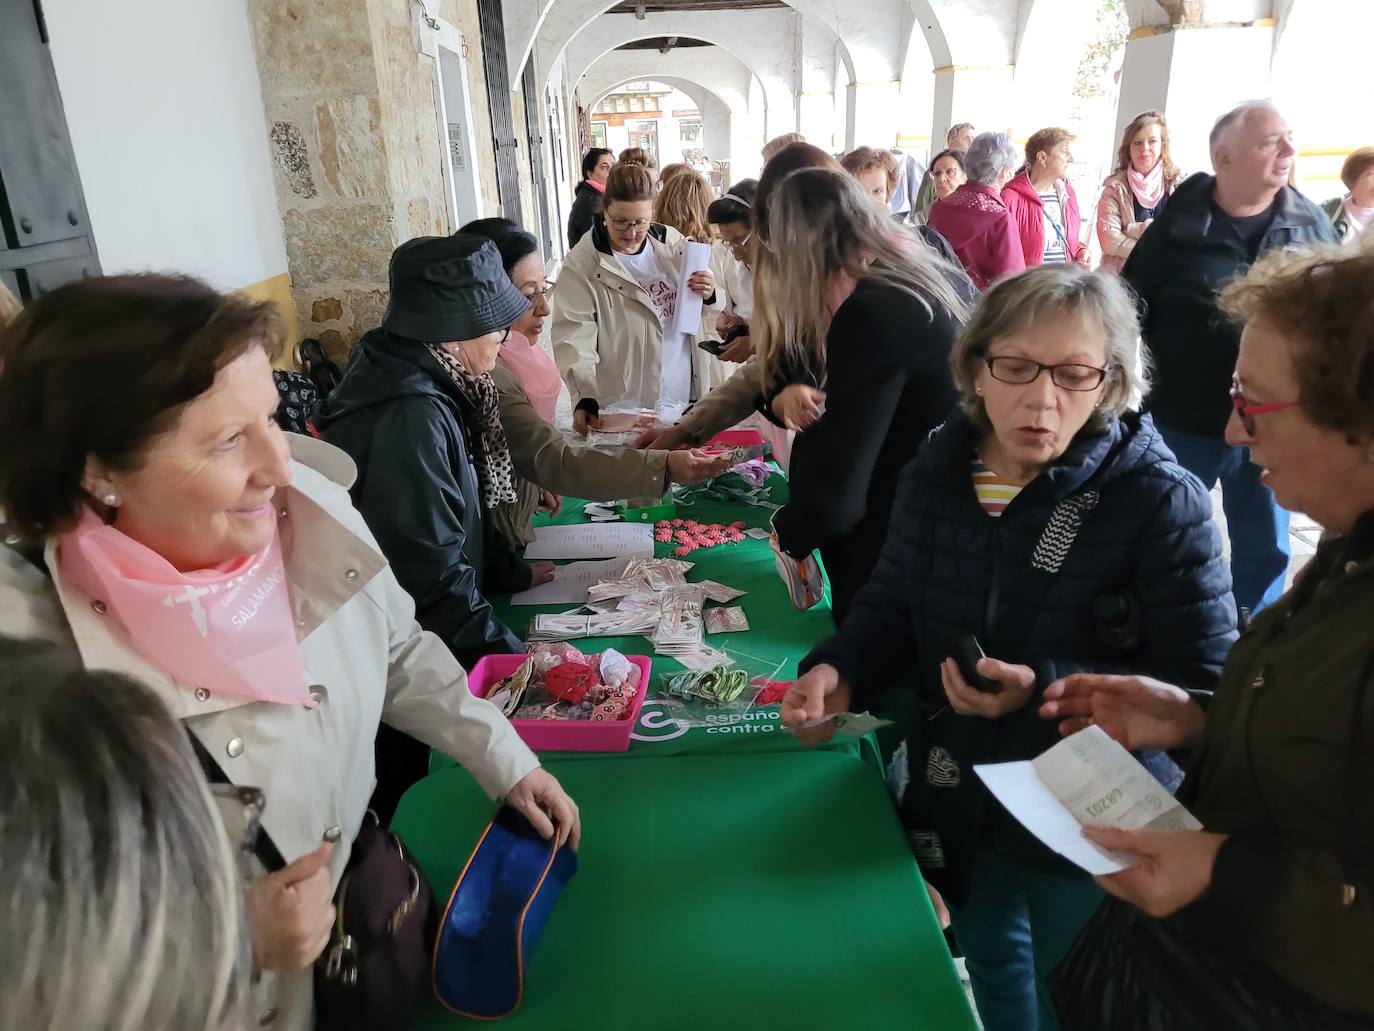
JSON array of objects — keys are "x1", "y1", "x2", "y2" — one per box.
[{"x1": 705, "y1": 606, "x2": 749, "y2": 635}]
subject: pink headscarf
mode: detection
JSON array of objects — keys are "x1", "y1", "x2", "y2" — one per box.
[
  {"x1": 57, "y1": 506, "x2": 312, "y2": 706},
  {"x1": 498, "y1": 330, "x2": 563, "y2": 423}
]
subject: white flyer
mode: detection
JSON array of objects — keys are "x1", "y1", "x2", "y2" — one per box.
[
  {"x1": 974, "y1": 725, "x2": 1202, "y2": 876},
  {"x1": 510, "y1": 557, "x2": 632, "y2": 605},
  {"x1": 523, "y1": 523, "x2": 655, "y2": 560},
  {"x1": 670, "y1": 239, "x2": 713, "y2": 336}
]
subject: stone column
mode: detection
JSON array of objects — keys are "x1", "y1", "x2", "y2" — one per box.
[
  {"x1": 248, "y1": 0, "x2": 450, "y2": 359},
  {"x1": 1116, "y1": 19, "x2": 1278, "y2": 175},
  {"x1": 931, "y1": 65, "x2": 1016, "y2": 143}
]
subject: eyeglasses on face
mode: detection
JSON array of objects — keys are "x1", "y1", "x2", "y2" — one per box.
[
  {"x1": 1230, "y1": 375, "x2": 1298, "y2": 436},
  {"x1": 523, "y1": 279, "x2": 556, "y2": 303},
  {"x1": 985, "y1": 355, "x2": 1110, "y2": 391},
  {"x1": 607, "y1": 218, "x2": 651, "y2": 232}
]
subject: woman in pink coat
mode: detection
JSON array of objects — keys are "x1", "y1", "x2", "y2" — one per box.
[{"x1": 1001, "y1": 128, "x2": 1089, "y2": 267}]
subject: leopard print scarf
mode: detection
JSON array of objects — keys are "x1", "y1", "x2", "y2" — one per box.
[{"x1": 427, "y1": 344, "x2": 518, "y2": 510}]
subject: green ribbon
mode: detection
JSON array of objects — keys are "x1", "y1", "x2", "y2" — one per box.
[{"x1": 662, "y1": 665, "x2": 751, "y2": 703}]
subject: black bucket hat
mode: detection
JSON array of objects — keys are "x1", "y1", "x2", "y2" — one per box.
[{"x1": 381, "y1": 234, "x2": 530, "y2": 342}]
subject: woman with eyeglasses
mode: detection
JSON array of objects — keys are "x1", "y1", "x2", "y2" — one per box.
[
  {"x1": 1039, "y1": 243, "x2": 1374, "y2": 1030},
  {"x1": 461, "y1": 217, "x2": 730, "y2": 546},
  {"x1": 551, "y1": 162, "x2": 717, "y2": 435},
  {"x1": 783, "y1": 265, "x2": 1236, "y2": 1030}
]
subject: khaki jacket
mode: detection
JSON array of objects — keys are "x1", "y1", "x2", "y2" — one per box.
[
  {"x1": 490, "y1": 360, "x2": 669, "y2": 545},
  {"x1": 0, "y1": 434, "x2": 539, "y2": 1031},
  {"x1": 1095, "y1": 169, "x2": 1180, "y2": 274},
  {"x1": 551, "y1": 222, "x2": 722, "y2": 410}
]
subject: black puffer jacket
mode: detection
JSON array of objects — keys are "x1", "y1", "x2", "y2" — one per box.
[
  {"x1": 802, "y1": 410, "x2": 1238, "y2": 904},
  {"x1": 1123, "y1": 173, "x2": 1337, "y2": 438},
  {"x1": 567, "y1": 179, "x2": 601, "y2": 250},
  {"x1": 315, "y1": 330, "x2": 529, "y2": 667}
]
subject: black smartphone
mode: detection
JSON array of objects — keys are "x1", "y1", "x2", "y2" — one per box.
[
  {"x1": 949, "y1": 633, "x2": 999, "y2": 692},
  {"x1": 697, "y1": 339, "x2": 728, "y2": 356}
]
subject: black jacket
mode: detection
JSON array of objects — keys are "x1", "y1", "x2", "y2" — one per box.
[
  {"x1": 1123, "y1": 173, "x2": 1337, "y2": 438},
  {"x1": 802, "y1": 411, "x2": 1238, "y2": 904},
  {"x1": 315, "y1": 330, "x2": 529, "y2": 667},
  {"x1": 567, "y1": 179, "x2": 601, "y2": 250},
  {"x1": 769, "y1": 276, "x2": 970, "y2": 624}
]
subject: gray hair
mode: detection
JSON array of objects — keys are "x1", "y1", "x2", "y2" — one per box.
[
  {"x1": 965, "y1": 132, "x2": 1020, "y2": 186},
  {"x1": 950, "y1": 264, "x2": 1151, "y2": 432},
  {"x1": 948, "y1": 122, "x2": 975, "y2": 142},
  {"x1": 0, "y1": 642, "x2": 251, "y2": 1031},
  {"x1": 1209, "y1": 99, "x2": 1280, "y2": 160}
]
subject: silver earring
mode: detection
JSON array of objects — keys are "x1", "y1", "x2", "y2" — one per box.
[{"x1": 102, "y1": 492, "x2": 119, "y2": 506}]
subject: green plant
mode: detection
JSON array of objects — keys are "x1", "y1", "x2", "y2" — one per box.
[{"x1": 1074, "y1": 0, "x2": 1130, "y2": 99}]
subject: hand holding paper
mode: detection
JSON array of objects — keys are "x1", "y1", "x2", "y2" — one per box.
[
  {"x1": 1080, "y1": 825, "x2": 1226, "y2": 917},
  {"x1": 670, "y1": 240, "x2": 713, "y2": 335},
  {"x1": 974, "y1": 725, "x2": 1203, "y2": 876}
]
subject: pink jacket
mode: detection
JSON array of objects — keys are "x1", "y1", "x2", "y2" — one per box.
[
  {"x1": 926, "y1": 183, "x2": 1026, "y2": 290},
  {"x1": 1001, "y1": 171, "x2": 1085, "y2": 265}
]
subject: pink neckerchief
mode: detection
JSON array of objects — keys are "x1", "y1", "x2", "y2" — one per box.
[
  {"x1": 499, "y1": 331, "x2": 562, "y2": 423},
  {"x1": 1127, "y1": 161, "x2": 1166, "y2": 211},
  {"x1": 586, "y1": 177, "x2": 606, "y2": 194},
  {"x1": 57, "y1": 505, "x2": 312, "y2": 706}
]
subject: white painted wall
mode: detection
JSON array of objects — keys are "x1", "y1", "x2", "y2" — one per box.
[{"x1": 42, "y1": 0, "x2": 288, "y2": 291}]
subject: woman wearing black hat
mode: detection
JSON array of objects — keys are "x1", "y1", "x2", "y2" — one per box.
[
  {"x1": 316, "y1": 234, "x2": 550, "y2": 817},
  {"x1": 460, "y1": 217, "x2": 731, "y2": 547}
]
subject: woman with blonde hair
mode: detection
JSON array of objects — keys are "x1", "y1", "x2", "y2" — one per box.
[
  {"x1": 754, "y1": 165, "x2": 973, "y2": 621},
  {"x1": 1097, "y1": 110, "x2": 1183, "y2": 273},
  {"x1": 1, "y1": 640, "x2": 253, "y2": 1031},
  {"x1": 655, "y1": 170, "x2": 736, "y2": 390},
  {"x1": 840, "y1": 146, "x2": 900, "y2": 207}
]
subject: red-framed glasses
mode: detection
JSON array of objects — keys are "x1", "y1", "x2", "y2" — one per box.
[{"x1": 1230, "y1": 375, "x2": 1298, "y2": 436}]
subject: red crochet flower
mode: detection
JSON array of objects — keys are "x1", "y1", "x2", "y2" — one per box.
[{"x1": 544, "y1": 662, "x2": 598, "y2": 705}]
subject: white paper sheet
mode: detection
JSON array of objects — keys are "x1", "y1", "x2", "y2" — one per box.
[
  {"x1": 975, "y1": 725, "x2": 1202, "y2": 876},
  {"x1": 509, "y1": 557, "x2": 632, "y2": 605},
  {"x1": 523, "y1": 523, "x2": 655, "y2": 560},
  {"x1": 670, "y1": 240, "x2": 713, "y2": 336}
]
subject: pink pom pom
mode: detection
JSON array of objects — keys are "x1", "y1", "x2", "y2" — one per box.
[
  {"x1": 674, "y1": 545, "x2": 694, "y2": 557},
  {"x1": 730, "y1": 521, "x2": 747, "y2": 530}
]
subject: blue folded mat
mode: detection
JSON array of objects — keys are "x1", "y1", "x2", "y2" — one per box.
[{"x1": 432, "y1": 806, "x2": 578, "y2": 1019}]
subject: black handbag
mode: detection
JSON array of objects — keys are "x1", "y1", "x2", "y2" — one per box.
[
  {"x1": 1048, "y1": 896, "x2": 1371, "y2": 1031},
  {"x1": 187, "y1": 736, "x2": 435, "y2": 1031}
]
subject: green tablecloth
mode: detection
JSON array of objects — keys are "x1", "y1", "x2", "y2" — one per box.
[
  {"x1": 435, "y1": 474, "x2": 890, "y2": 766},
  {"x1": 396, "y1": 750, "x2": 977, "y2": 1031}
]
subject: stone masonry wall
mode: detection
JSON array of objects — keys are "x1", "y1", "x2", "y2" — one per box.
[{"x1": 248, "y1": 0, "x2": 453, "y2": 359}]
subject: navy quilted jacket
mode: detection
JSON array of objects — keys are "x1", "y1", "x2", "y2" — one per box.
[{"x1": 803, "y1": 410, "x2": 1238, "y2": 903}]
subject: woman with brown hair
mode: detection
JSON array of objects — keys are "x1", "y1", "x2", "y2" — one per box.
[
  {"x1": 0, "y1": 272, "x2": 579, "y2": 1031},
  {"x1": 1097, "y1": 110, "x2": 1183, "y2": 273},
  {"x1": 551, "y1": 162, "x2": 716, "y2": 434},
  {"x1": 1043, "y1": 240, "x2": 1374, "y2": 1030},
  {"x1": 1321, "y1": 146, "x2": 1374, "y2": 242},
  {"x1": 1003, "y1": 127, "x2": 1089, "y2": 267}
]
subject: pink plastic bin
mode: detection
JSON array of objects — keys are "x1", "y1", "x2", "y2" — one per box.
[
  {"x1": 467, "y1": 653, "x2": 652, "y2": 753},
  {"x1": 705, "y1": 428, "x2": 765, "y2": 451}
]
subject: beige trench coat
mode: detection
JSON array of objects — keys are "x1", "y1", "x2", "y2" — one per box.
[
  {"x1": 490, "y1": 360, "x2": 669, "y2": 546},
  {"x1": 0, "y1": 434, "x2": 539, "y2": 1031},
  {"x1": 551, "y1": 223, "x2": 723, "y2": 411}
]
